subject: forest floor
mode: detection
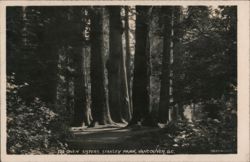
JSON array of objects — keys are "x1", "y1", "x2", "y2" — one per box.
[
  {"x1": 67, "y1": 123, "x2": 162, "y2": 153},
  {"x1": 66, "y1": 120, "x2": 236, "y2": 154}
]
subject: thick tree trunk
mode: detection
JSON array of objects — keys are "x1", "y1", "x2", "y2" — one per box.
[
  {"x1": 128, "y1": 6, "x2": 157, "y2": 127},
  {"x1": 90, "y1": 7, "x2": 113, "y2": 126},
  {"x1": 107, "y1": 6, "x2": 125, "y2": 123},
  {"x1": 71, "y1": 8, "x2": 89, "y2": 126},
  {"x1": 158, "y1": 7, "x2": 172, "y2": 123},
  {"x1": 125, "y1": 6, "x2": 132, "y2": 111},
  {"x1": 120, "y1": 7, "x2": 132, "y2": 121}
]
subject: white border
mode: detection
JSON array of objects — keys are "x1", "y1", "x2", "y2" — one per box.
[{"x1": 0, "y1": 1, "x2": 249, "y2": 162}]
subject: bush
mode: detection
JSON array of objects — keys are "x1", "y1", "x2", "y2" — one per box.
[{"x1": 7, "y1": 74, "x2": 70, "y2": 154}]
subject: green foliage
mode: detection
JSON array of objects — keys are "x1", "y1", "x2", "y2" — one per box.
[{"x1": 7, "y1": 75, "x2": 69, "y2": 154}]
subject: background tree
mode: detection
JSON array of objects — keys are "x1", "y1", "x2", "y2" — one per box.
[
  {"x1": 171, "y1": 6, "x2": 183, "y2": 121},
  {"x1": 170, "y1": 6, "x2": 237, "y2": 121},
  {"x1": 158, "y1": 7, "x2": 172, "y2": 123},
  {"x1": 7, "y1": 7, "x2": 60, "y2": 103},
  {"x1": 6, "y1": 6, "x2": 78, "y2": 153}
]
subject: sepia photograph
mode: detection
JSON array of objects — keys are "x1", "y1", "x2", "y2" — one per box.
[{"x1": 0, "y1": 1, "x2": 249, "y2": 162}]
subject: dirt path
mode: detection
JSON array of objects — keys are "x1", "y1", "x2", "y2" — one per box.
[{"x1": 67, "y1": 124, "x2": 162, "y2": 151}]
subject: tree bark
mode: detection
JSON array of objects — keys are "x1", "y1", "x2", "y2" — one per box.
[
  {"x1": 65, "y1": 51, "x2": 73, "y2": 116},
  {"x1": 107, "y1": 6, "x2": 125, "y2": 123},
  {"x1": 172, "y1": 6, "x2": 182, "y2": 121},
  {"x1": 119, "y1": 7, "x2": 132, "y2": 121},
  {"x1": 72, "y1": 46, "x2": 86, "y2": 126},
  {"x1": 125, "y1": 6, "x2": 132, "y2": 111},
  {"x1": 45, "y1": 7, "x2": 60, "y2": 104},
  {"x1": 71, "y1": 8, "x2": 89, "y2": 126},
  {"x1": 90, "y1": 7, "x2": 113, "y2": 126},
  {"x1": 128, "y1": 6, "x2": 157, "y2": 127},
  {"x1": 120, "y1": 41, "x2": 132, "y2": 121},
  {"x1": 82, "y1": 47, "x2": 92, "y2": 125},
  {"x1": 158, "y1": 7, "x2": 172, "y2": 123}
]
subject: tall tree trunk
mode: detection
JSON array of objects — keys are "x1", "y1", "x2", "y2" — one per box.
[
  {"x1": 83, "y1": 47, "x2": 92, "y2": 125},
  {"x1": 172, "y1": 6, "x2": 182, "y2": 121},
  {"x1": 128, "y1": 6, "x2": 157, "y2": 127},
  {"x1": 125, "y1": 6, "x2": 132, "y2": 111},
  {"x1": 107, "y1": 6, "x2": 125, "y2": 123},
  {"x1": 65, "y1": 50, "x2": 72, "y2": 115},
  {"x1": 43, "y1": 7, "x2": 60, "y2": 104},
  {"x1": 120, "y1": 6, "x2": 132, "y2": 121},
  {"x1": 90, "y1": 7, "x2": 113, "y2": 126},
  {"x1": 72, "y1": 46, "x2": 86, "y2": 126},
  {"x1": 71, "y1": 8, "x2": 88, "y2": 126},
  {"x1": 120, "y1": 42, "x2": 132, "y2": 121},
  {"x1": 158, "y1": 7, "x2": 172, "y2": 123}
]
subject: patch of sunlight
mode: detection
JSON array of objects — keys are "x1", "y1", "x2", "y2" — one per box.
[{"x1": 183, "y1": 105, "x2": 193, "y2": 122}]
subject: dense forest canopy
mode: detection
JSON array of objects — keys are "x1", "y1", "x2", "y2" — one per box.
[{"x1": 6, "y1": 6, "x2": 237, "y2": 154}]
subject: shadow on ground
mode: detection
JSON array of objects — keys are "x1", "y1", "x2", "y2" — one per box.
[{"x1": 67, "y1": 123, "x2": 162, "y2": 151}]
